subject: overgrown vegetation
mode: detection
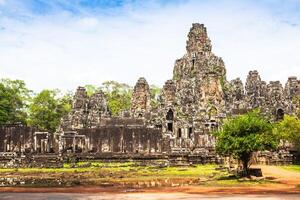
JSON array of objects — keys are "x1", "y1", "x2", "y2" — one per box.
[
  {"x1": 0, "y1": 79, "x2": 31, "y2": 125},
  {"x1": 0, "y1": 163, "x2": 276, "y2": 187},
  {"x1": 281, "y1": 165, "x2": 300, "y2": 172},
  {"x1": 100, "y1": 81, "x2": 133, "y2": 116},
  {"x1": 213, "y1": 110, "x2": 280, "y2": 176},
  {"x1": 28, "y1": 90, "x2": 72, "y2": 132},
  {"x1": 275, "y1": 115, "x2": 300, "y2": 151},
  {"x1": 150, "y1": 85, "x2": 161, "y2": 109}
]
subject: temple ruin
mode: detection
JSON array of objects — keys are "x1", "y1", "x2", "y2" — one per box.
[{"x1": 0, "y1": 23, "x2": 299, "y2": 166}]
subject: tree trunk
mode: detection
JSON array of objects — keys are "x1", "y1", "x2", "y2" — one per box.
[
  {"x1": 242, "y1": 160, "x2": 249, "y2": 176},
  {"x1": 241, "y1": 153, "x2": 251, "y2": 177}
]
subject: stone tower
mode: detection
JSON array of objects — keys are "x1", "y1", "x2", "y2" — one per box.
[
  {"x1": 172, "y1": 23, "x2": 226, "y2": 126},
  {"x1": 87, "y1": 90, "x2": 110, "y2": 127},
  {"x1": 186, "y1": 23, "x2": 212, "y2": 55},
  {"x1": 161, "y1": 80, "x2": 176, "y2": 107},
  {"x1": 159, "y1": 23, "x2": 226, "y2": 152},
  {"x1": 131, "y1": 77, "x2": 151, "y2": 118},
  {"x1": 245, "y1": 70, "x2": 266, "y2": 109},
  {"x1": 61, "y1": 87, "x2": 110, "y2": 130},
  {"x1": 62, "y1": 86, "x2": 89, "y2": 130},
  {"x1": 226, "y1": 78, "x2": 246, "y2": 112},
  {"x1": 284, "y1": 77, "x2": 300, "y2": 115}
]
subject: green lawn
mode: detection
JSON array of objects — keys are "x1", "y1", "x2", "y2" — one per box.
[
  {"x1": 0, "y1": 162, "x2": 277, "y2": 187},
  {"x1": 281, "y1": 165, "x2": 300, "y2": 172},
  {"x1": 0, "y1": 162, "x2": 221, "y2": 177}
]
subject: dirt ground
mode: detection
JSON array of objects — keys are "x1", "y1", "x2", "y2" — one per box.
[
  {"x1": 0, "y1": 165, "x2": 300, "y2": 195},
  {"x1": 0, "y1": 193, "x2": 300, "y2": 200}
]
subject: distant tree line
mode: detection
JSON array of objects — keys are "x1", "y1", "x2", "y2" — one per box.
[{"x1": 0, "y1": 78, "x2": 161, "y2": 132}]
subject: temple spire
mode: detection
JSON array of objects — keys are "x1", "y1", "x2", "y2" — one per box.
[{"x1": 186, "y1": 23, "x2": 212, "y2": 55}]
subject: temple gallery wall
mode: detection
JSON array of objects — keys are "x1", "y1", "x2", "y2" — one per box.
[{"x1": 0, "y1": 23, "x2": 299, "y2": 166}]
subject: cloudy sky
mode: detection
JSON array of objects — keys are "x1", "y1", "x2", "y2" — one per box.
[{"x1": 0, "y1": 0, "x2": 299, "y2": 92}]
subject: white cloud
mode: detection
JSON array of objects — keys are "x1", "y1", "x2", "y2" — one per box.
[{"x1": 0, "y1": 1, "x2": 299, "y2": 92}]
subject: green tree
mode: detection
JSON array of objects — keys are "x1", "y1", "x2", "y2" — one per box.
[
  {"x1": 84, "y1": 84, "x2": 97, "y2": 97},
  {"x1": 150, "y1": 85, "x2": 161, "y2": 109},
  {"x1": 276, "y1": 115, "x2": 300, "y2": 150},
  {"x1": 214, "y1": 110, "x2": 279, "y2": 175},
  {"x1": 0, "y1": 83, "x2": 14, "y2": 124},
  {"x1": 101, "y1": 81, "x2": 132, "y2": 116},
  {"x1": 0, "y1": 79, "x2": 31, "y2": 125},
  {"x1": 28, "y1": 90, "x2": 71, "y2": 132}
]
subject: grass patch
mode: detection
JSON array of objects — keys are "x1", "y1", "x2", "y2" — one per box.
[
  {"x1": 156, "y1": 164, "x2": 221, "y2": 177},
  {"x1": 0, "y1": 167, "x2": 98, "y2": 173},
  {"x1": 281, "y1": 165, "x2": 300, "y2": 172},
  {"x1": 206, "y1": 179, "x2": 272, "y2": 187},
  {"x1": 0, "y1": 163, "x2": 276, "y2": 188},
  {"x1": 0, "y1": 163, "x2": 221, "y2": 177}
]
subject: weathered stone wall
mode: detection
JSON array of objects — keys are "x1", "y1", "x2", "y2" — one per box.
[
  {"x1": 77, "y1": 127, "x2": 162, "y2": 154},
  {"x1": 0, "y1": 125, "x2": 35, "y2": 153},
  {"x1": 0, "y1": 125, "x2": 55, "y2": 155}
]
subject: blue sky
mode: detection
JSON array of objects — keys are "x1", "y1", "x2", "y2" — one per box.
[{"x1": 0, "y1": 0, "x2": 300, "y2": 91}]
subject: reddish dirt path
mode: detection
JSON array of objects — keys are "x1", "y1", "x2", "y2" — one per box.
[{"x1": 258, "y1": 165, "x2": 300, "y2": 185}]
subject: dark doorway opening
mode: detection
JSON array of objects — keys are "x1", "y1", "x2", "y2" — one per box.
[
  {"x1": 276, "y1": 108, "x2": 284, "y2": 121},
  {"x1": 178, "y1": 128, "x2": 182, "y2": 138},
  {"x1": 166, "y1": 109, "x2": 174, "y2": 120},
  {"x1": 167, "y1": 123, "x2": 173, "y2": 132}
]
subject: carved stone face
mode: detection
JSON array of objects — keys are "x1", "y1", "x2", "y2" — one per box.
[{"x1": 201, "y1": 77, "x2": 222, "y2": 102}]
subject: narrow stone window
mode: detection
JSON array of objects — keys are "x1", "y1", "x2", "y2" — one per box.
[
  {"x1": 166, "y1": 109, "x2": 174, "y2": 120},
  {"x1": 178, "y1": 128, "x2": 182, "y2": 138},
  {"x1": 167, "y1": 123, "x2": 173, "y2": 132},
  {"x1": 191, "y1": 59, "x2": 195, "y2": 69},
  {"x1": 188, "y1": 127, "x2": 193, "y2": 138}
]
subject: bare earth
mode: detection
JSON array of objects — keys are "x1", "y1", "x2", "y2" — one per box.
[
  {"x1": 0, "y1": 165, "x2": 300, "y2": 200},
  {"x1": 0, "y1": 193, "x2": 300, "y2": 200}
]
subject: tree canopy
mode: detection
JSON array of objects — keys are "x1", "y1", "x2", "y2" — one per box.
[
  {"x1": 276, "y1": 115, "x2": 300, "y2": 151},
  {"x1": 213, "y1": 110, "x2": 279, "y2": 174},
  {"x1": 0, "y1": 79, "x2": 31, "y2": 125},
  {"x1": 150, "y1": 85, "x2": 161, "y2": 109},
  {"x1": 100, "y1": 81, "x2": 132, "y2": 117},
  {"x1": 28, "y1": 90, "x2": 71, "y2": 132},
  {"x1": 84, "y1": 84, "x2": 97, "y2": 97}
]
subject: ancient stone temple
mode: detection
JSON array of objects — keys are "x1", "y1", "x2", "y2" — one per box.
[
  {"x1": 87, "y1": 90, "x2": 111, "y2": 127},
  {"x1": 159, "y1": 23, "x2": 227, "y2": 153},
  {"x1": 244, "y1": 70, "x2": 267, "y2": 109},
  {"x1": 226, "y1": 78, "x2": 246, "y2": 112},
  {"x1": 61, "y1": 87, "x2": 110, "y2": 130},
  {"x1": 131, "y1": 77, "x2": 151, "y2": 118},
  {"x1": 0, "y1": 23, "x2": 299, "y2": 165},
  {"x1": 285, "y1": 76, "x2": 300, "y2": 114}
]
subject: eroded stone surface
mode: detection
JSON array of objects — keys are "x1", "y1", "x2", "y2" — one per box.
[
  {"x1": 61, "y1": 87, "x2": 110, "y2": 130},
  {"x1": 131, "y1": 77, "x2": 151, "y2": 118}
]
